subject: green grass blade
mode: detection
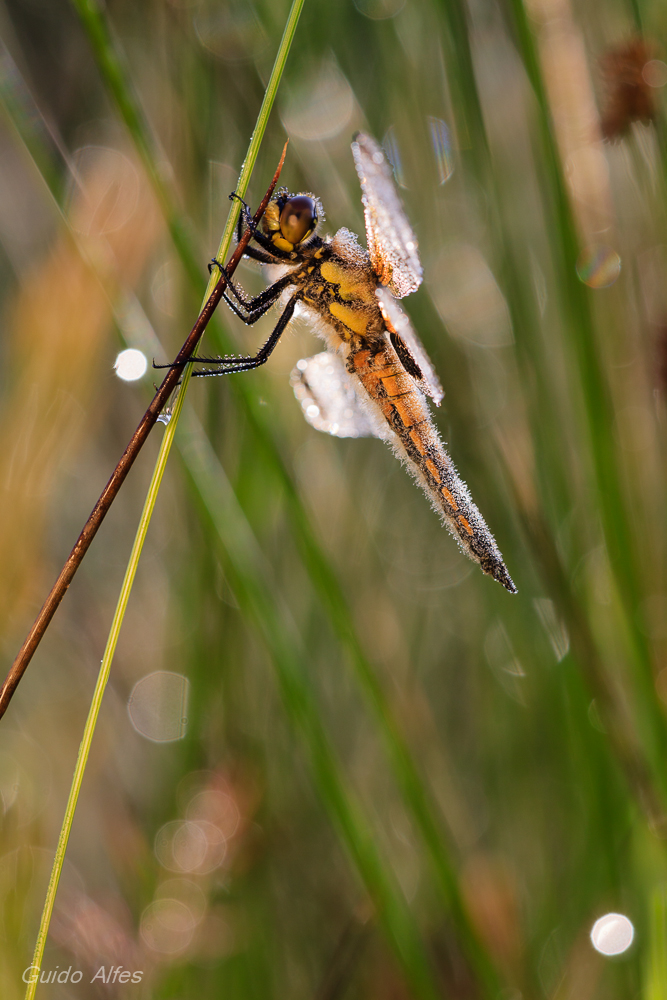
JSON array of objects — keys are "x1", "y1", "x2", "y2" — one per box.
[
  {"x1": 647, "y1": 886, "x2": 667, "y2": 1000},
  {"x1": 431, "y1": 0, "x2": 667, "y2": 835}
]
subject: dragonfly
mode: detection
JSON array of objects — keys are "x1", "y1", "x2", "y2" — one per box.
[{"x1": 164, "y1": 133, "x2": 517, "y2": 593}]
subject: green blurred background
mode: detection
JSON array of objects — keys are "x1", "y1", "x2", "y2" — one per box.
[{"x1": 1, "y1": 0, "x2": 667, "y2": 996}]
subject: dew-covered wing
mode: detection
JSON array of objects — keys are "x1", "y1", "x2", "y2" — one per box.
[
  {"x1": 376, "y1": 287, "x2": 443, "y2": 405},
  {"x1": 351, "y1": 132, "x2": 423, "y2": 299},
  {"x1": 290, "y1": 351, "x2": 389, "y2": 440}
]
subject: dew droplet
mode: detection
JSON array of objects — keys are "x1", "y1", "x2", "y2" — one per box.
[{"x1": 576, "y1": 245, "x2": 621, "y2": 289}]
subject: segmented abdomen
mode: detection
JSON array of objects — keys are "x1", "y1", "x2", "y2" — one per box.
[{"x1": 349, "y1": 345, "x2": 517, "y2": 594}]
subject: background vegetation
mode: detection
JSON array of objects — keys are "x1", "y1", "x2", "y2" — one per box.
[{"x1": 0, "y1": 0, "x2": 667, "y2": 997}]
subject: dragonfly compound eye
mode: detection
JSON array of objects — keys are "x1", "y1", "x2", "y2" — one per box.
[{"x1": 279, "y1": 196, "x2": 317, "y2": 245}]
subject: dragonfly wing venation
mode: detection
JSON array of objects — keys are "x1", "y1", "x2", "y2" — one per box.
[
  {"x1": 376, "y1": 287, "x2": 443, "y2": 405},
  {"x1": 351, "y1": 132, "x2": 423, "y2": 299},
  {"x1": 290, "y1": 351, "x2": 391, "y2": 441}
]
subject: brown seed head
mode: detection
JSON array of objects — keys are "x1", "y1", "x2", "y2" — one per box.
[{"x1": 600, "y1": 38, "x2": 659, "y2": 139}]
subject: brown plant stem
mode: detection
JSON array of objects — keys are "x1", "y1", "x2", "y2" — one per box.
[{"x1": 0, "y1": 143, "x2": 288, "y2": 722}]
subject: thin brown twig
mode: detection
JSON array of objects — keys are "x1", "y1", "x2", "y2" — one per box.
[{"x1": 0, "y1": 142, "x2": 288, "y2": 722}]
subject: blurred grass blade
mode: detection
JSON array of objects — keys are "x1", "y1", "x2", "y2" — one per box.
[
  {"x1": 71, "y1": 0, "x2": 301, "y2": 284},
  {"x1": 647, "y1": 885, "x2": 667, "y2": 1000},
  {"x1": 431, "y1": 0, "x2": 667, "y2": 829},
  {"x1": 504, "y1": 0, "x2": 667, "y2": 807}
]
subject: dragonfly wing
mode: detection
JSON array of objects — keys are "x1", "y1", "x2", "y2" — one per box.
[
  {"x1": 290, "y1": 351, "x2": 390, "y2": 440},
  {"x1": 376, "y1": 287, "x2": 443, "y2": 405},
  {"x1": 351, "y1": 132, "x2": 423, "y2": 299}
]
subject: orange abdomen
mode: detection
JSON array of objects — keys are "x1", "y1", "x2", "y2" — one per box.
[{"x1": 349, "y1": 344, "x2": 517, "y2": 593}]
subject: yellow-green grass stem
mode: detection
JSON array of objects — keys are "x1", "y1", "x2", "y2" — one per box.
[{"x1": 24, "y1": 3, "x2": 305, "y2": 996}]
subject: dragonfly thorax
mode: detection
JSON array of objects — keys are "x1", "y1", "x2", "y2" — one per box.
[{"x1": 287, "y1": 235, "x2": 388, "y2": 349}]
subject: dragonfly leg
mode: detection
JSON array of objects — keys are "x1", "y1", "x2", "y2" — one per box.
[
  {"x1": 190, "y1": 295, "x2": 298, "y2": 377},
  {"x1": 229, "y1": 190, "x2": 253, "y2": 221},
  {"x1": 204, "y1": 265, "x2": 294, "y2": 323},
  {"x1": 153, "y1": 295, "x2": 299, "y2": 375},
  {"x1": 219, "y1": 269, "x2": 295, "y2": 319},
  {"x1": 226, "y1": 192, "x2": 256, "y2": 242},
  {"x1": 238, "y1": 244, "x2": 277, "y2": 265},
  {"x1": 219, "y1": 293, "x2": 276, "y2": 325},
  {"x1": 231, "y1": 194, "x2": 283, "y2": 261},
  {"x1": 207, "y1": 260, "x2": 254, "y2": 307}
]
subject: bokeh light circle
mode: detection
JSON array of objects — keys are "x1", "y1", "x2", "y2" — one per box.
[
  {"x1": 186, "y1": 789, "x2": 241, "y2": 840},
  {"x1": 114, "y1": 349, "x2": 148, "y2": 382},
  {"x1": 155, "y1": 878, "x2": 207, "y2": 923},
  {"x1": 140, "y1": 898, "x2": 196, "y2": 954},
  {"x1": 353, "y1": 0, "x2": 405, "y2": 18},
  {"x1": 128, "y1": 671, "x2": 189, "y2": 742},
  {"x1": 576, "y1": 246, "x2": 621, "y2": 289},
  {"x1": 68, "y1": 146, "x2": 139, "y2": 236},
  {"x1": 281, "y1": 60, "x2": 354, "y2": 141},
  {"x1": 193, "y1": 7, "x2": 266, "y2": 62},
  {"x1": 155, "y1": 820, "x2": 208, "y2": 873},
  {"x1": 154, "y1": 819, "x2": 227, "y2": 874},
  {"x1": 590, "y1": 913, "x2": 634, "y2": 955},
  {"x1": 643, "y1": 60, "x2": 667, "y2": 88}
]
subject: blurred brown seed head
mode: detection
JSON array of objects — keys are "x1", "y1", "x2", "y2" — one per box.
[
  {"x1": 599, "y1": 38, "x2": 659, "y2": 139},
  {"x1": 654, "y1": 322, "x2": 667, "y2": 394}
]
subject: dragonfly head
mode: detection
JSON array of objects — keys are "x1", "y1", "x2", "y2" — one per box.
[{"x1": 263, "y1": 191, "x2": 323, "y2": 254}]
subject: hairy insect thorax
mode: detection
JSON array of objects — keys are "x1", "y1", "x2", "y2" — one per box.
[
  {"x1": 284, "y1": 233, "x2": 388, "y2": 350},
  {"x1": 258, "y1": 191, "x2": 387, "y2": 350}
]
